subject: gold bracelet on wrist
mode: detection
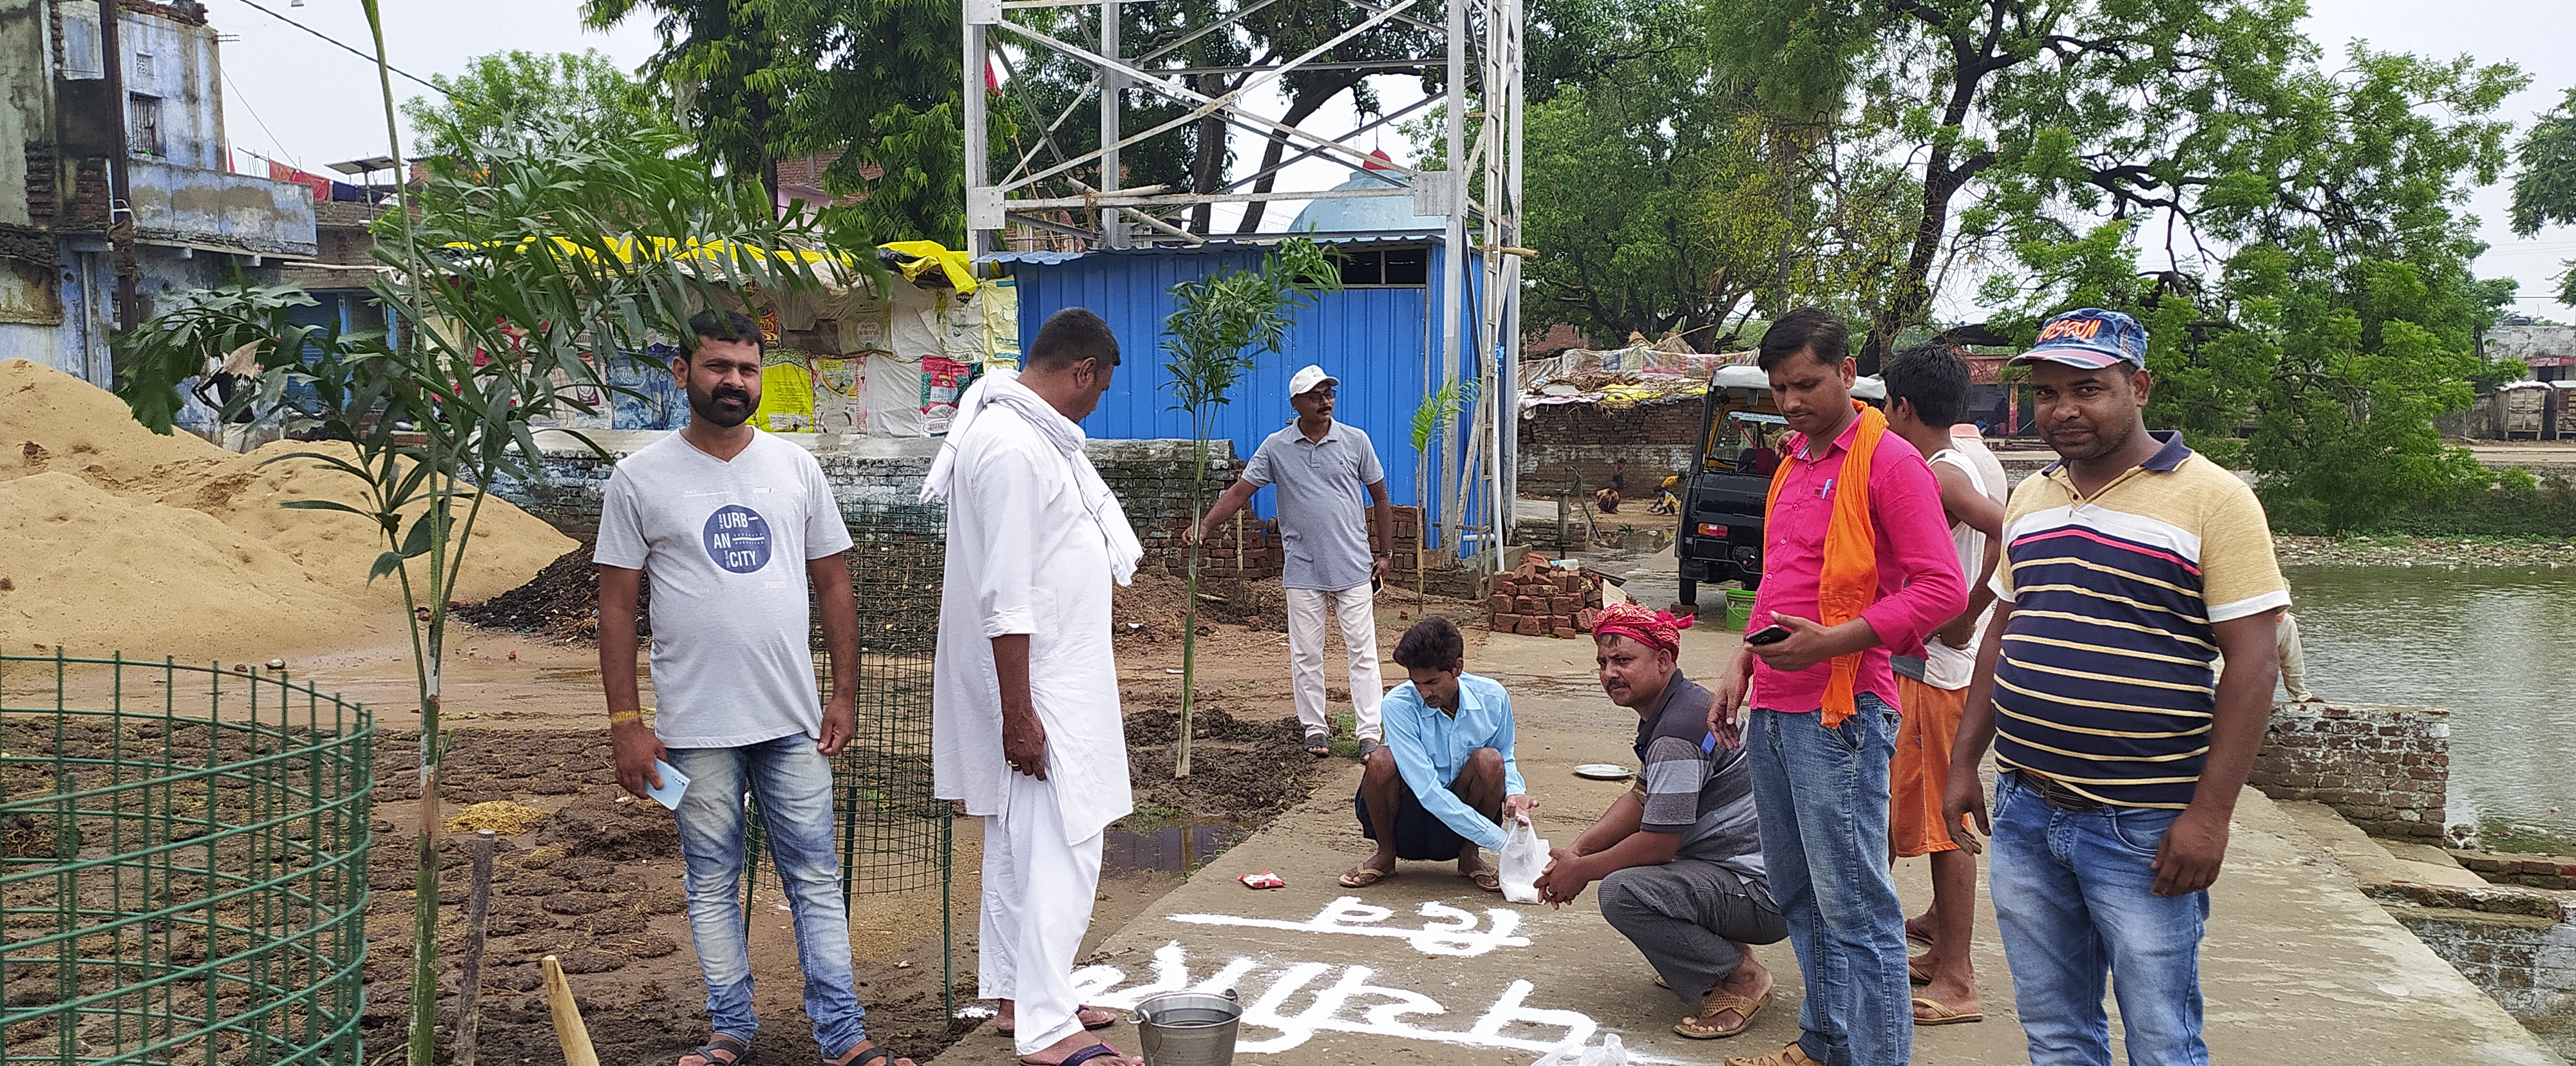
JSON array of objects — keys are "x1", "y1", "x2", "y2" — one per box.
[{"x1": 609, "y1": 709, "x2": 644, "y2": 726}]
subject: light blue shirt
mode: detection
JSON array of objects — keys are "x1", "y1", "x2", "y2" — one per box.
[{"x1": 1381, "y1": 672, "x2": 1528, "y2": 850}]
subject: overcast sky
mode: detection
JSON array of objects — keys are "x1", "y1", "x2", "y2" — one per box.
[{"x1": 207, "y1": 0, "x2": 2576, "y2": 317}]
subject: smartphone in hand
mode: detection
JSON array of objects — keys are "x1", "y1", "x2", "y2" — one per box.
[{"x1": 1746, "y1": 624, "x2": 1792, "y2": 646}]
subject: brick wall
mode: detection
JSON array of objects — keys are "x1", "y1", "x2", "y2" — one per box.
[
  {"x1": 2376, "y1": 881, "x2": 2576, "y2": 1058},
  {"x1": 2452, "y1": 852, "x2": 2576, "y2": 892},
  {"x1": 2251, "y1": 702, "x2": 2450, "y2": 840},
  {"x1": 1517, "y1": 397, "x2": 1705, "y2": 497}
]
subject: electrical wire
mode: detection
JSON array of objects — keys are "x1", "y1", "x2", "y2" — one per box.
[
  {"x1": 219, "y1": 0, "x2": 448, "y2": 97},
  {"x1": 221, "y1": 68, "x2": 297, "y2": 172}
]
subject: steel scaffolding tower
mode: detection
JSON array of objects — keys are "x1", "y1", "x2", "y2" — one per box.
[{"x1": 962, "y1": 0, "x2": 1524, "y2": 556}]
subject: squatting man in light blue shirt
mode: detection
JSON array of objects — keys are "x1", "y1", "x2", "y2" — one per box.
[{"x1": 1334, "y1": 616, "x2": 1536, "y2": 892}]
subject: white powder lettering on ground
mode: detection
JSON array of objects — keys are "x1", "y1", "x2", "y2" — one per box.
[
  {"x1": 1163, "y1": 895, "x2": 1531, "y2": 956},
  {"x1": 1073, "y1": 942, "x2": 1683, "y2": 1062}
]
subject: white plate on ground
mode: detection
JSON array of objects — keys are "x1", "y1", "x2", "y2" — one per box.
[{"x1": 1573, "y1": 763, "x2": 1633, "y2": 780}]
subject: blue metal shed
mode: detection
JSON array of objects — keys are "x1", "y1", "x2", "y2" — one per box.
[{"x1": 990, "y1": 236, "x2": 1501, "y2": 553}]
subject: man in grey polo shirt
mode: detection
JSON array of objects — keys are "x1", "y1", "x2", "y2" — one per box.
[{"x1": 1188, "y1": 364, "x2": 1396, "y2": 758}]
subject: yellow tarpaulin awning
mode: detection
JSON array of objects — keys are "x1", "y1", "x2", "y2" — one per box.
[{"x1": 878, "y1": 239, "x2": 978, "y2": 295}]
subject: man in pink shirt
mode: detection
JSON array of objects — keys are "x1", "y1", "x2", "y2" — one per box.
[{"x1": 1710, "y1": 308, "x2": 1965, "y2": 1066}]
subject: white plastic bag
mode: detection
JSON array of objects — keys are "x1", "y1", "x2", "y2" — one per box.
[
  {"x1": 1530, "y1": 1033, "x2": 1626, "y2": 1066},
  {"x1": 1498, "y1": 817, "x2": 1549, "y2": 904}
]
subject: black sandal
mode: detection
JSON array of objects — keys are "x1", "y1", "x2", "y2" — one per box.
[
  {"x1": 834, "y1": 1048, "x2": 903, "y2": 1066},
  {"x1": 683, "y1": 1034, "x2": 751, "y2": 1066}
]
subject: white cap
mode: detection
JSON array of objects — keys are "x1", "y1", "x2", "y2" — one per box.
[{"x1": 1289, "y1": 365, "x2": 1338, "y2": 397}]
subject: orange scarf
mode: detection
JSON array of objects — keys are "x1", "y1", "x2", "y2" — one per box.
[{"x1": 1762, "y1": 400, "x2": 1886, "y2": 727}]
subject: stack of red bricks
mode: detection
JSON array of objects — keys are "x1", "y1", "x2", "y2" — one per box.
[
  {"x1": 1185, "y1": 514, "x2": 1284, "y2": 580},
  {"x1": 1484, "y1": 552, "x2": 1605, "y2": 637},
  {"x1": 1382, "y1": 505, "x2": 1424, "y2": 560}
]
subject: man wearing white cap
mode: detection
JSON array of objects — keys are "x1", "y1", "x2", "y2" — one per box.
[{"x1": 1188, "y1": 364, "x2": 1396, "y2": 758}]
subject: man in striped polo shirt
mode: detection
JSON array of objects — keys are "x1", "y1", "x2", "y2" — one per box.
[{"x1": 1943, "y1": 308, "x2": 2288, "y2": 1066}]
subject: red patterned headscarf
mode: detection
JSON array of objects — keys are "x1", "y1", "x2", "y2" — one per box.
[{"x1": 1591, "y1": 603, "x2": 1693, "y2": 657}]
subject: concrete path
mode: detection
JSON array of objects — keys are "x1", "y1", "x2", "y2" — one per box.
[{"x1": 929, "y1": 623, "x2": 2561, "y2": 1066}]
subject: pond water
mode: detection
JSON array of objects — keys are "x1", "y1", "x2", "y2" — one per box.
[{"x1": 2286, "y1": 565, "x2": 2576, "y2": 847}]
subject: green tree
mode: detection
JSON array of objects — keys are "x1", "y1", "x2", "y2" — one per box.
[
  {"x1": 1519, "y1": 22, "x2": 1811, "y2": 346},
  {"x1": 399, "y1": 49, "x2": 675, "y2": 158},
  {"x1": 1984, "y1": 46, "x2": 2526, "y2": 532},
  {"x1": 583, "y1": 0, "x2": 793, "y2": 198},
  {"x1": 2510, "y1": 86, "x2": 2576, "y2": 306},
  {"x1": 1709, "y1": 0, "x2": 2325, "y2": 370}
]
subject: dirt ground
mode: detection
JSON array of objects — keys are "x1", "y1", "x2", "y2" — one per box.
[{"x1": 6, "y1": 555, "x2": 1487, "y2": 1064}]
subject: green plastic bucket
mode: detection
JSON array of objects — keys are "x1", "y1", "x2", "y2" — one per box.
[{"x1": 1723, "y1": 589, "x2": 1759, "y2": 631}]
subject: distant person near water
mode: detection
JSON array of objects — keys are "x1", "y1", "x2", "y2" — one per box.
[
  {"x1": 1709, "y1": 308, "x2": 1967, "y2": 1066},
  {"x1": 1944, "y1": 308, "x2": 2290, "y2": 1066},
  {"x1": 926, "y1": 308, "x2": 1147, "y2": 1066},
  {"x1": 595, "y1": 310, "x2": 918, "y2": 1066},
  {"x1": 1188, "y1": 365, "x2": 1397, "y2": 758},
  {"x1": 1538, "y1": 604, "x2": 1787, "y2": 1042},
  {"x1": 1339, "y1": 617, "x2": 1536, "y2": 892}
]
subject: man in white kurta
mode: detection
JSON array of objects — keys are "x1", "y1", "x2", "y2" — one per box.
[{"x1": 925, "y1": 307, "x2": 1143, "y2": 1066}]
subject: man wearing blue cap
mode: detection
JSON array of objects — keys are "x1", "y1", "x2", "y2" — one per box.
[{"x1": 1940, "y1": 309, "x2": 2288, "y2": 1066}]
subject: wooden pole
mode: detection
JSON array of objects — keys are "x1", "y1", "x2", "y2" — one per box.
[
  {"x1": 542, "y1": 955, "x2": 600, "y2": 1066},
  {"x1": 455, "y1": 829, "x2": 497, "y2": 1066}
]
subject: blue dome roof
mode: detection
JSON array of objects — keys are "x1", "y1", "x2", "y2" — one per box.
[{"x1": 1283, "y1": 165, "x2": 1448, "y2": 234}]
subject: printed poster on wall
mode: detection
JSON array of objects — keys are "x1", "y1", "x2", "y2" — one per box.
[
  {"x1": 753, "y1": 348, "x2": 817, "y2": 431},
  {"x1": 920, "y1": 355, "x2": 974, "y2": 436},
  {"x1": 812, "y1": 355, "x2": 866, "y2": 434}
]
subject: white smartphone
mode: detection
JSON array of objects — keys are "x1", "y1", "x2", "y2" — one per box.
[{"x1": 645, "y1": 759, "x2": 690, "y2": 810}]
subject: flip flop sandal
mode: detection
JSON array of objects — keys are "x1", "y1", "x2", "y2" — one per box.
[
  {"x1": 1337, "y1": 863, "x2": 1394, "y2": 888},
  {"x1": 1303, "y1": 733, "x2": 1332, "y2": 758},
  {"x1": 1911, "y1": 996, "x2": 1984, "y2": 1026},
  {"x1": 1023, "y1": 1043, "x2": 1131, "y2": 1066},
  {"x1": 1722, "y1": 1042, "x2": 1823, "y2": 1066},
  {"x1": 681, "y1": 1035, "x2": 752, "y2": 1066},
  {"x1": 1909, "y1": 961, "x2": 1932, "y2": 986},
  {"x1": 1465, "y1": 869, "x2": 1502, "y2": 892},
  {"x1": 1905, "y1": 919, "x2": 1936, "y2": 948},
  {"x1": 1674, "y1": 987, "x2": 1770, "y2": 1039},
  {"x1": 996, "y1": 1006, "x2": 1120, "y2": 1036},
  {"x1": 835, "y1": 1048, "x2": 917, "y2": 1066}
]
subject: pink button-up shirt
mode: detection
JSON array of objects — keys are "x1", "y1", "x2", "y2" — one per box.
[{"x1": 1747, "y1": 413, "x2": 1966, "y2": 715}]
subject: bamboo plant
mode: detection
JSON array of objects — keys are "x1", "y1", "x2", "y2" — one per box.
[{"x1": 1160, "y1": 238, "x2": 1340, "y2": 777}]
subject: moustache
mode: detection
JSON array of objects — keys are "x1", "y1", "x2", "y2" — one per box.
[{"x1": 711, "y1": 389, "x2": 750, "y2": 405}]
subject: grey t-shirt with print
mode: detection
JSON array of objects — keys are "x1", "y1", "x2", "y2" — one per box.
[
  {"x1": 1240, "y1": 420, "x2": 1386, "y2": 592},
  {"x1": 594, "y1": 431, "x2": 854, "y2": 749}
]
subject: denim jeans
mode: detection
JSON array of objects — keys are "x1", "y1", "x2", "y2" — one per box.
[
  {"x1": 1987, "y1": 772, "x2": 2210, "y2": 1066},
  {"x1": 1746, "y1": 698, "x2": 1911, "y2": 1066},
  {"x1": 668, "y1": 733, "x2": 869, "y2": 1056}
]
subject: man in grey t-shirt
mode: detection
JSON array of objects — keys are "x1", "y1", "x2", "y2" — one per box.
[
  {"x1": 1187, "y1": 364, "x2": 1395, "y2": 757},
  {"x1": 1535, "y1": 604, "x2": 1785, "y2": 1042},
  {"x1": 598, "y1": 310, "x2": 916, "y2": 1066}
]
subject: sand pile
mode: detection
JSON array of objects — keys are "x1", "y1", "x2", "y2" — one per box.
[{"x1": 0, "y1": 359, "x2": 574, "y2": 660}]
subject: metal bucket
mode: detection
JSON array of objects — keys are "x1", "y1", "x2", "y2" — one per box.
[{"x1": 1133, "y1": 989, "x2": 1241, "y2": 1066}]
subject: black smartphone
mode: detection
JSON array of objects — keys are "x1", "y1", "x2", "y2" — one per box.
[{"x1": 1746, "y1": 624, "x2": 1792, "y2": 646}]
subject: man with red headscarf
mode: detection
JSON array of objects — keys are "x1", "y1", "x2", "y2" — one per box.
[{"x1": 1535, "y1": 604, "x2": 1785, "y2": 1042}]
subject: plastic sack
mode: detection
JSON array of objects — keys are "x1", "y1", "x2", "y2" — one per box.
[
  {"x1": 1530, "y1": 1033, "x2": 1625, "y2": 1066},
  {"x1": 1498, "y1": 818, "x2": 1548, "y2": 904}
]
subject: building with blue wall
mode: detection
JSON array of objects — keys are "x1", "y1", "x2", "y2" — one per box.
[{"x1": 989, "y1": 233, "x2": 1508, "y2": 555}]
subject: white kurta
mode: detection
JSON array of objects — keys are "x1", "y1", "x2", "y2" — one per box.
[{"x1": 931, "y1": 403, "x2": 1133, "y2": 845}]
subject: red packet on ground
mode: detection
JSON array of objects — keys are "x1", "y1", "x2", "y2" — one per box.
[{"x1": 1239, "y1": 871, "x2": 1285, "y2": 890}]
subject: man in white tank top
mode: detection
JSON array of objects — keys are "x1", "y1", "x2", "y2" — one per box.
[{"x1": 1879, "y1": 344, "x2": 2007, "y2": 1027}]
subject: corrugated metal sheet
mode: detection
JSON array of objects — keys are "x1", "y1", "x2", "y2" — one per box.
[{"x1": 1006, "y1": 241, "x2": 1486, "y2": 540}]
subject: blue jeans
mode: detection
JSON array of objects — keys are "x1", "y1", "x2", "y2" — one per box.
[
  {"x1": 1746, "y1": 698, "x2": 1911, "y2": 1066},
  {"x1": 668, "y1": 733, "x2": 869, "y2": 1056},
  {"x1": 1988, "y1": 772, "x2": 2210, "y2": 1066}
]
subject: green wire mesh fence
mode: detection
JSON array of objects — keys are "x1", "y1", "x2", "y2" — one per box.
[
  {"x1": 741, "y1": 502, "x2": 953, "y2": 1015},
  {"x1": 1, "y1": 653, "x2": 374, "y2": 1066}
]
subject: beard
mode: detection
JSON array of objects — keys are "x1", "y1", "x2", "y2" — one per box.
[{"x1": 688, "y1": 383, "x2": 756, "y2": 428}]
